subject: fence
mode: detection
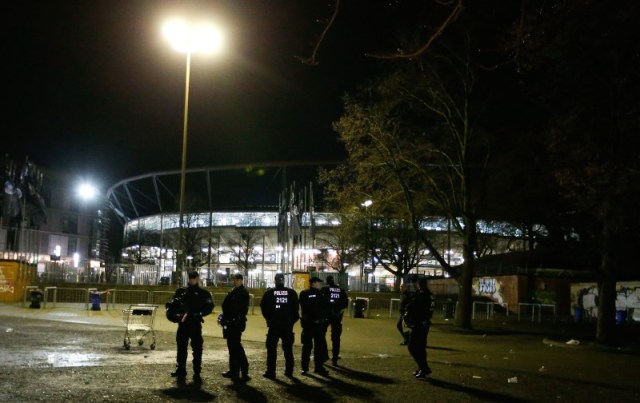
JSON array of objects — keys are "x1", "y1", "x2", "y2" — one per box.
[{"x1": 18, "y1": 283, "x2": 566, "y2": 324}]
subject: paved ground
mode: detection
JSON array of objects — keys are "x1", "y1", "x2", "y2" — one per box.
[{"x1": 0, "y1": 302, "x2": 639, "y2": 402}]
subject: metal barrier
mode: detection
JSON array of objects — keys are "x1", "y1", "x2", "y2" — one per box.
[
  {"x1": 213, "y1": 293, "x2": 227, "y2": 312},
  {"x1": 389, "y1": 298, "x2": 401, "y2": 318},
  {"x1": 43, "y1": 287, "x2": 57, "y2": 308},
  {"x1": 517, "y1": 303, "x2": 556, "y2": 322},
  {"x1": 249, "y1": 294, "x2": 256, "y2": 315},
  {"x1": 150, "y1": 291, "x2": 175, "y2": 305},
  {"x1": 106, "y1": 289, "x2": 151, "y2": 309},
  {"x1": 472, "y1": 301, "x2": 509, "y2": 320}
]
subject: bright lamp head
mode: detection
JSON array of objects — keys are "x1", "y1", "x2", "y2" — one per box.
[
  {"x1": 78, "y1": 183, "x2": 98, "y2": 200},
  {"x1": 163, "y1": 19, "x2": 223, "y2": 54}
]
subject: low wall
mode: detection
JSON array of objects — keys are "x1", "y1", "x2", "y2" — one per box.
[{"x1": 0, "y1": 260, "x2": 38, "y2": 302}]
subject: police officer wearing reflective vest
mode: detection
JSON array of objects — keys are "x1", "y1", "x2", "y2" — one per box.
[
  {"x1": 404, "y1": 276, "x2": 435, "y2": 379},
  {"x1": 321, "y1": 275, "x2": 348, "y2": 365},
  {"x1": 221, "y1": 273, "x2": 251, "y2": 381},
  {"x1": 260, "y1": 273, "x2": 299, "y2": 379},
  {"x1": 299, "y1": 276, "x2": 330, "y2": 376},
  {"x1": 170, "y1": 271, "x2": 214, "y2": 383}
]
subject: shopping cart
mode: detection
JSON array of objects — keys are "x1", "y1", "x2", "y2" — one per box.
[{"x1": 122, "y1": 304, "x2": 158, "y2": 350}]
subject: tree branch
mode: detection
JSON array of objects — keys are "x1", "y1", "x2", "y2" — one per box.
[
  {"x1": 295, "y1": 0, "x2": 341, "y2": 66},
  {"x1": 365, "y1": 0, "x2": 464, "y2": 60}
]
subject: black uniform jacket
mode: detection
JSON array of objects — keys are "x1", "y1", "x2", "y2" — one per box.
[
  {"x1": 299, "y1": 288, "x2": 329, "y2": 326},
  {"x1": 321, "y1": 283, "x2": 348, "y2": 318},
  {"x1": 222, "y1": 285, "x2": 250, "y2": 326},
  {"x1": 173, "y1": 284, "x2": 214, "y2": 323},
  {"x1": 261, "y1": 284, "x2": 300, "y2": 328}
]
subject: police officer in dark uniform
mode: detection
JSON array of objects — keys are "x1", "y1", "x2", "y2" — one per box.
[
  {"x1": 260, "y1": 273, "x2": 299, "y2": 379},
  {"x1": 170, "y1": 271, "x2": 214, "y2": 383},
  {"x1": 299, "y1": 276, "x2": 330, "y2": 376},
  {"x1": 321, "y1": 275, "x2": 348, "y2": 365},
  {"x1": 404, "y1": 276, "x2": 435, "y2": 379},
  {"x1": 397, "y1": 281, "x2": 412, "y2": 345},
  {"x1": 221, "y1": 273, "x2": 251, "y2": 382}
]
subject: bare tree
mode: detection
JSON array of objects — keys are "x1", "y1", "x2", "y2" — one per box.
[{"x1": 224, "y1": 226, "x2": 262, "y2": 278}]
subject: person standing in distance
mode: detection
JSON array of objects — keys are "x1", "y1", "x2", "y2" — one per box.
[
  {"x1": 170, "y1": 271, "x2": 214, "y2": 383},
  {"x1": 321, "y1": 275, "x2": 348, "y2": 365},
  {"x1": 260, "y1": 273, "x2": 299, "y2": 379},
  {"x1": 221, "y1": 273, "x2": 251, "y2": 382},
  {"x1": 404, "y1": 276, "x2": 435, "y2": 379},
  {"x1": 299, "y1": 276, "x2": 330, "y2": 376},
  {"x1": 397, "y1": 281, "x2": 412, "y2": 345}
]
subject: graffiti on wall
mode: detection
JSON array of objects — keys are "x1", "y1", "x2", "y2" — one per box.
[
  {"x1": 472, "y1": 277, "x2": 505, "y2": 305},
  {"x1": 571, "y1": 282, "x2": 640, "y2": 322},
  {"x1": 0, "y1": 267, "x2": 16, "y2": 294}
]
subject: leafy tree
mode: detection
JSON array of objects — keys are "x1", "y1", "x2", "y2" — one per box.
[{"x1": 314, "y1": 213, "x2": 363, "y2": 273}]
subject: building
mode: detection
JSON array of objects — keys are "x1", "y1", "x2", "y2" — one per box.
[{"x1": 1, "y1": 164, "x2": 108, "y2": 281}]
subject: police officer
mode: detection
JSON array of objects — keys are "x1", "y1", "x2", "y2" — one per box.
[
  {"x1": 404, "y1": 276, "x2": 435, "y2": 379},
  {"x1": 221, "y1": 273, "x2": 251, "y2": 382},
  {"x1": 170, "y1": 271, "x2": 214, "y2": 383},
  {"x1": 397, "y1": 282, "x2": 412, "y2": 345},
  {"x1": 299, "y1": 276, "x2": 330, "y2": 376},
  {"x1": 260, "y1": 273, "x2": 299, "y2": 379},
  {"x1": 321, "y1": 275, "x2": 348, "y2": 365}
]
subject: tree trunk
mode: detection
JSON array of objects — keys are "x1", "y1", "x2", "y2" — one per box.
[
  {"x1": 454, "y1": 216, "x2": 477, "y2": 330},
  {"x1": 596, "y1": 209, "x2": 620, "y2": 344},
  {"x1": 596, "y1": 221, "x2": 618, "y2": 345},
  {"x1": 394, "y1": 272, "x2": 403, "y2": 292},
  {"x1": 596, "y1": 274, "x2": 617, "y2": 345}
]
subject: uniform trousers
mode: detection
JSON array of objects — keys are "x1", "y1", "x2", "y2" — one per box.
[
  {"x1": 266, "y1": 325, "x2": 295, "y2": 374},
  {"x1": 301, "y1": 322, "x2": 328, "y2": 371},
  {"x1": 176, "y1": 320, "x2": 203, "y2": 373},
  {"x1": 408, "y1": 321, "x2": 430, "y2": 371},
  {"x1": 225, "y1": 322, "x2": 249, "y2": 376},
  {"x1": 325, "y1": 316, "x2": 343, "y2": 360}
]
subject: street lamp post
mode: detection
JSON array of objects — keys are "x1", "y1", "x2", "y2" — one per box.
[
  {"x1": 361, "y1": 199, "x2": 373, "y2": 291},
  {"x1": 163, "y1": 19, "x2": 223, "y2": 285},
  {"x1": 77, "y1": 182, "x2": 103, "y2": 281}
]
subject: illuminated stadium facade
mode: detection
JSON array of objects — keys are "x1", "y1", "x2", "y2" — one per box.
[
  {"x1": 107, "y1": 162, "x2": 343, "y2": 286},
  {"x1": 107, "y1": 162, "x2": 528, "y2": 287}
]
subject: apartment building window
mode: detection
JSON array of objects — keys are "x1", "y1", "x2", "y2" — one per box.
[
  {"x1": 62, "y1": 216, "x2": 78, "y2": 234},
  {"x1": 68, "y1": 237, "x2": 78, "y2": 254}
]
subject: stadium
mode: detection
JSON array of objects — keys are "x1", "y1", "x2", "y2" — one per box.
[{"x1": 105, "y1": 161, "x2": 522, "y2": 290}]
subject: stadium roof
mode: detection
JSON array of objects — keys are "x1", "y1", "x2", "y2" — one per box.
[{"x1": 106, "y1": 161, "x2": 337, "y2": 222}]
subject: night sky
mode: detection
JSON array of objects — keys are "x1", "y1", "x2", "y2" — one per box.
[{"x1": 4, "y1": 1, "x2": 382, "y2": 188}]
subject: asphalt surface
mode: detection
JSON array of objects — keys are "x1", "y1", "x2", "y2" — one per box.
[{"x1": 0, "y1": 302, "x2": 639, "y2": 402}]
